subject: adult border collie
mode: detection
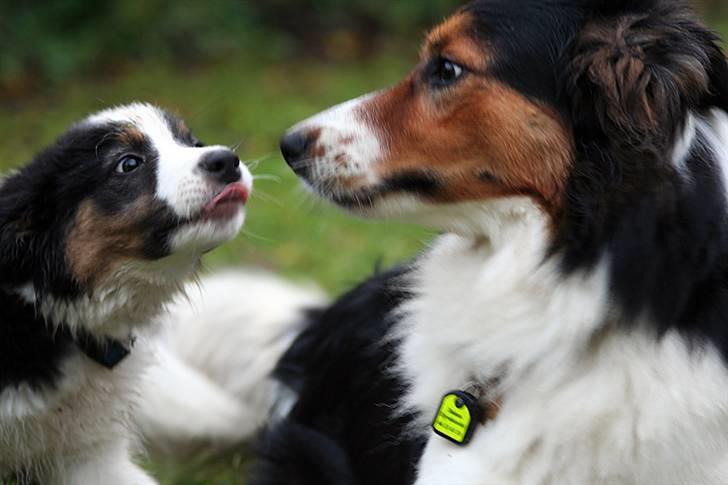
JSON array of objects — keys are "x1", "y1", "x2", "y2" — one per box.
[
  {"x1": 274, "y1": 0, "x2": 728, "y2": 483},
  {"x1": 0, "y1": 103, "x2": 252, "y2": 484}
]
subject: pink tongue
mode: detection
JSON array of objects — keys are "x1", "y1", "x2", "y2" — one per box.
[{"x1": 204, "y1": 184, "x2": 249, "y2": 214}]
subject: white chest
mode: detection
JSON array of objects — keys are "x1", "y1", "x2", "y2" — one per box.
[
  {"x1": 400, "y1": 233, "x2": 728, "y2": 485},
  {"x1": 0, "y1": 345, "x2": 150, "y2": 478}
]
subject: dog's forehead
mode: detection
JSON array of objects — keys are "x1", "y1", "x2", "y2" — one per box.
[{"x1": 85, "y1": 103, "x2": 182, "y2": 147}]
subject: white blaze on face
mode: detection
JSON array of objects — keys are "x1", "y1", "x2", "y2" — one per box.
[
  {"x1": 87, "y1": 102, "x2": 253, "y2": 252},
  {"x1": 286, "y1": 94, "x2": 383, "y2": 185}
]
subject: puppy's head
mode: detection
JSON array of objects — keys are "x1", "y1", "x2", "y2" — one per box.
[
  {"x1": 0, "y1": 103, "x2": 252, "y2": 319},
  {"x1": 281, "y1": 0, "x2": 727, "y2": 233}
]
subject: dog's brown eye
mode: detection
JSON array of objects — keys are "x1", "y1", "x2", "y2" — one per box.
[
  {"x1": 116, "y1": 156, "x2": 144, "y2": 174},
  {"x1": 428, "y1": 58, "x2": 464, "y2": 88}
]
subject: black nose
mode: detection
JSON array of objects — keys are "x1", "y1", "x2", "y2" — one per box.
[
  {"x1": 198, "y1": 150, "x2": 241, "y2": 184},
  {"x1": 280, "y1": 131, "x2": 314, "y2": 175}
]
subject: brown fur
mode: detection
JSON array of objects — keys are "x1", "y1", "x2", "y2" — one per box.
[
  {"x1": 567, "y1": 7, "x2": 713, "y2": 150},
  {"x1": 359, "y1": 11, "x2": 573, "y2": 216},
  {"x1": 66, "y1": 198, "x2": 159, "y2": 287},
  {"x1": 117, "y1": 126, "x2": 146, "y2": 147}
]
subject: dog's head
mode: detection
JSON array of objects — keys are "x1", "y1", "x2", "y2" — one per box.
[
  {"x1": 281, "y1": 0, "x2": 728, "y2": 227},
  {"x1": 0, "y1": 103, "x2": 252, "y2": 331},
  {"x1": 282, "y1": 0, "x2": 728, "y2": 325}
]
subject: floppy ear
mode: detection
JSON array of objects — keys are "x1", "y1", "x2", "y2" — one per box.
[
  {"x1": 566, "y1": 5, "x2": 718, "y2": 150},
  {"x1": 0, "y1": 170, "x2": 77, "y2": 297}
]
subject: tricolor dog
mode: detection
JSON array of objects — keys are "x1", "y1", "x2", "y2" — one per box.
[
  {"x1": 277, "y1": 0, "x2": 728, "y2": 483},
  {"x1": 0, "y1": 103, "x2": 252, "y2": 484}
]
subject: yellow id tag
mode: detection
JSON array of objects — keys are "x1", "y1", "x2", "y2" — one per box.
[{"x1": 432, "y1": 391, "x2": 482, "y2": 445}]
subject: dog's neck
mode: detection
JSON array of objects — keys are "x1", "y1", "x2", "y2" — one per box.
[{"x1": 10, "y1": 257, "x2": 199, "y2": 342}]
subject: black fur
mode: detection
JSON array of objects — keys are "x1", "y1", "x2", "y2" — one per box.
[
  {"x1": 250, "y1": 266, "x2": 425, "y2": 485},
  {"x1": 556, "y1": 1, "x2": 728, "y2": 359},
  {"x1": 0, "y1": 110, "x2": 196, "y2": 393},
  {"x1": 0, "y1": 291, "x2": 75, "y2": 391},
  {"x1": 465, "y1": 0, "x2": 728, "y2": 356}
]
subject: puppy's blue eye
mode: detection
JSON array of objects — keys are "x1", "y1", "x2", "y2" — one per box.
[
  {"x1": 116, "y1": 156, "x2": 144, "y2": 174},
  {"x1": 429, "y1": 58, "x2": 465, "y2": 88}
]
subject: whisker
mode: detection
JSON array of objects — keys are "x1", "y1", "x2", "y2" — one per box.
[
  {"x1": 231, "y1": 140, "x2": 245, "y2": 152},
  {"x1": 251, "y1": 189, "x2": 283, "y2": 207},
  {"x1": 252, "y1": 174, "x2": 282, "y2": 183},
  {"x1": 244, "y1": 154, "x2": 276, "y2": 171},
  {"x1": 240, "y1": 228, "x2": 276, "y2": 243}
]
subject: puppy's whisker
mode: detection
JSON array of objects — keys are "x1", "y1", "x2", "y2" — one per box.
[
  {"x1": 230, "y1": 139, "x2": 246, "y2": 152},
  {"x1": 252, "y1": 174, "x2": 282, "y2": 183},
  {"x1": 245, "y1": 154, "x2": 275, "y2": 171},
  {"x1": 240, "y1": 228, "x2": 275, "y2": 243},
  {"x1": 250, "y1": 189, "x2": 283, "y2": 207}
]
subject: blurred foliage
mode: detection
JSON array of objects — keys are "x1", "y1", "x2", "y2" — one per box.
[{"x1": 0, "y1": 0, "x2": 463, "y2": 96}]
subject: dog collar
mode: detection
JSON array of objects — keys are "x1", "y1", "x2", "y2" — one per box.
[
  {"x1": 75, "y1": 333, "x2": 135, "y2": 369},
  {"x1": 432, "y1": 383, "x2": 501, "y2": 446},
  {"x1": 54, "y1": 323, "x2": 134, "y2": 369}
]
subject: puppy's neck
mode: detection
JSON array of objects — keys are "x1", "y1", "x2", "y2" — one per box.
[{"x1": 19, "y1": 257, "x2": 199, "y2": 341}]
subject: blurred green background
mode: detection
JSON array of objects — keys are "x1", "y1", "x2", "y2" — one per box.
[{"x1": 0, "y1": 1, "x2": 726, "y2": 483}]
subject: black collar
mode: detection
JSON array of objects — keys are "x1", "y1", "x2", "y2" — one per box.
[
  {"x1": 56, "y1": 325, "x2": 135, "y2": 369},
  {"x1": 74, "y1": 332, "x2": 135, "y2": 369},
  {"x1": 1, "y1": 286, "x2": 134, "y2": 370}
]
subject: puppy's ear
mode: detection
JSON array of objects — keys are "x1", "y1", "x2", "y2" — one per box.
[
  {"x1": 0, "y1": 174, "x2": 75, "y2": 297},
  {"x1": 566, "y1": 5, "x2": 717, "y2": 149},
  {"x1": 0, "y1": 188, "x2": 36, "y2": 287}
]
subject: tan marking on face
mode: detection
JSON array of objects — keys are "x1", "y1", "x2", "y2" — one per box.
[
  {"x1": 359, "y1": 12, "x2": 573, "y2": 216},
  {"x1": 422, "y1": 12, "x2": 490, "y2": 72},
  {"x1": 66, "y1": 198, "x2": 157, "y2": 287},
  {"x1": 118, "y1": 126, "x2": 146, "y2": 146}
]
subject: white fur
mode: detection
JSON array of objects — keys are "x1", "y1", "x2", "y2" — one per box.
[
  {"x1": 393, "y1": 115, "x2": 728, "y2": 485},
  {"x1": 285, "y1": 94, "x2": 382, "y2": 185},
  {"x1": 396, "y1": 201, "x2": 728, "y2": 484},
  {"x1": 0, "y1": 339, "x2": 157, "y2": 484},
  {"x1": 672, "y1": 113, "x2": 697, "y2": 173},
  {"x1": 136, "y1": 269, "x2": 326, "y2": 450},
  {"x1": 87, "y1": 102, "x2": 253, "y2": 252},
  {"x1": 700, "y1": 109, "x2": 728, "y2": 194}
]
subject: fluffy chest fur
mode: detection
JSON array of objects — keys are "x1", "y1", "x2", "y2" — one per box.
[
  {"x1": 399, "y1": 206, "x2": 728, "y2": 485},
  {"x1": 0, "y1": 336, "x2": 153, "y2": 481}
]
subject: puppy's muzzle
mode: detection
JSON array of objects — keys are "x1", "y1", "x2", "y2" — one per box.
[{"x1": 198, "y1": 149, "x2": 242, "y2": 185}]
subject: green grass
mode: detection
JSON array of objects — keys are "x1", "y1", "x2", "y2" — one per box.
[{"x1": 0, "y1": 54, "x2": 432, "y2": 484}]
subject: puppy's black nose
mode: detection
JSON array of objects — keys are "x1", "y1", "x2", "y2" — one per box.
[
  {"x1": 280, "y1": 131, "x2": 314, "y2": 175},
  {"x1": 199, "y1": 150, "x2": 241, "y2": 185}
]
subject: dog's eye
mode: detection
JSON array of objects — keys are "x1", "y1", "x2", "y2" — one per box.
[
  {"x1": 428, "y1": 58, "x2": 465, "y2": 88},
  {"x1": 116, "y1": 156, "x2": 144, "y2": 174}
]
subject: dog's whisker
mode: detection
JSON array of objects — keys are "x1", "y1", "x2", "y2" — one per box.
[
  {"x1": 245, "y1": 154, "x2": 276, "y2": 171},
  {"x1": 250, "y1": 189, "x2": 283, "y2": 207},
  {"x1": 240, "y1": 228, "x2": 275, "y2": 243},
  {"x1": 252, "y1": 174, "x2": 282, "y2": 183},
  {"x1": 229, "y1": 139, "x2": 246, "y2": 152}
]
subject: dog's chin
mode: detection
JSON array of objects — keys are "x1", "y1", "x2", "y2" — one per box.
[
  {"x1": 169, "y1": 206, "x2": 246, "y2": 254},
  {"x1": 313, "y1": 181, "x2": 431, "y2": 220},
  {"x1": 314, "y1": 182, "x2": 541, "y2": 237}
]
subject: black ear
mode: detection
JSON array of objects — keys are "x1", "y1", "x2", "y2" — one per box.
[
  {"x1": 0, "y1": 167, "x2": 78, "y2": 299},
  {"x1": 566, "y1": 4, "x2": 718, "y2": 150}
]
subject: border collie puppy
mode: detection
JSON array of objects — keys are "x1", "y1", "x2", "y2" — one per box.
[
  {"x1": 279, "y1": 0, "x2": 728, "y2": 483},
  {"x1": 0, "y1": 103, "x2": 252, "y2": 484}
]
